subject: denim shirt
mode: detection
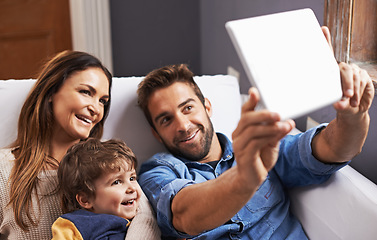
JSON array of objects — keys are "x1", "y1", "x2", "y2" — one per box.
[{"x1": 139, "y1": 124, "x2": 347, "y2": 239}]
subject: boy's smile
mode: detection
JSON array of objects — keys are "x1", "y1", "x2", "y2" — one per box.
[{"x1": 86, "y1": 166, "x2": 142, "y2": 220}]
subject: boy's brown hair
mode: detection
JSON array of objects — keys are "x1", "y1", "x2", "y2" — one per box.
[
  {"x1": 137, "y1": 64, "x2": 205, "y2": 129},
  {"x1": 58, "y1": 138, "x2": 137, "y2": 213}
]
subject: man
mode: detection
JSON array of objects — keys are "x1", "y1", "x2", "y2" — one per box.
[{"x1": 137, "y1": 29, "x2": 374, "y2": 239}]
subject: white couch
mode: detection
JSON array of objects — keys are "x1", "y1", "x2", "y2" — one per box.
[{"x1": 1, "y1": 75, "x2": 377, "y2": 239}]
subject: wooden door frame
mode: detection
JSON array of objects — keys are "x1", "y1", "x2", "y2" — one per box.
[
  {"x1": 324, "y1": 0, "x2": 377, "y2": 86},
  {"x1": 69, "y1": 0, "x2": 113, "y2": 72}
]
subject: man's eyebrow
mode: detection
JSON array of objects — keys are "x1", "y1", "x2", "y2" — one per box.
[
  {"x1": 154, "y1": 111, "x2": 169, "y2": 124},
  {"x1": 178, "y1": 98, "x2": 195, "y2": 108},
  {"x1": 153, "y1": 98, "x2": 195, "y2": 124}
]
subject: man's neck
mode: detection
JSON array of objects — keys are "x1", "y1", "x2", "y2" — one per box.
[{"x1": 199, "y1": 133, "x2": 222, "y2": 163}]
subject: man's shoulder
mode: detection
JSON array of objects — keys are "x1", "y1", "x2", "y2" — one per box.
[{"x1": 139, "y1": 152, "x2": 185, "y2": 173}]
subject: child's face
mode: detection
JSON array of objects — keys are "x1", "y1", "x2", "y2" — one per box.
[{"x1": 88, "y1": 164, "x2": 142, "y2": 220}]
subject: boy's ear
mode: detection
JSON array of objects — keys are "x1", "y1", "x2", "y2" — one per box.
[
  {"x1": 151, "y1": 127, "x2": 163, "y2": 143},
  {"x1": 76, "y1": 193, "x2": 93, "y2": 210}
]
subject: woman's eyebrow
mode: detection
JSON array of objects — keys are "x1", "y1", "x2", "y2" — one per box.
[{"x1": 80, "y1": 84, "x2": 110, "y2": 98}]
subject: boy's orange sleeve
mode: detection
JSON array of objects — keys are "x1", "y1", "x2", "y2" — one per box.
[{"x1": 51, "y1": 217, "x2": 84, "y2": 240}]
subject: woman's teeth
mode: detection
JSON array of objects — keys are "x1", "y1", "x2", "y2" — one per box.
[{"x1": 76, "y1": 115, "x2": 92, "y2": 124}]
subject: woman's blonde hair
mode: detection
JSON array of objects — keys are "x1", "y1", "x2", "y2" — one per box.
[{"x1": 9, "y1": 50, "x2": 112, "y2": 230}]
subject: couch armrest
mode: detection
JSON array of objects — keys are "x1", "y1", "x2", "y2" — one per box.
[{"x1": 289, "y1": 165, "x2": 377, "y2": 239}]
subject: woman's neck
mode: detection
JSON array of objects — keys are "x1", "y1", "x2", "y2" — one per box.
[{"x1": 49, "y1": 138, "x2": 80, "y2": 164}]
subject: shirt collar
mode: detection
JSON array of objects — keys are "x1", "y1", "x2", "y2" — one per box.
[{"x1": 217, "y1": 132, "x2": 233, "y2": 161}]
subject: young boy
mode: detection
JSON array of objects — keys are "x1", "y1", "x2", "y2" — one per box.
[{"x1": 51, "y1": 138, "x2": 143, "y2": 240}]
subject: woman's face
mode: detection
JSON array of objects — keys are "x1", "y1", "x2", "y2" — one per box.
[{"x1": 51, "y1": 67, "x2": 110, "y2": 142}]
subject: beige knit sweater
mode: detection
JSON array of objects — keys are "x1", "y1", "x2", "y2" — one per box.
[{"x1": 0, "y1": 148, "x2": 161, "y2": 240}]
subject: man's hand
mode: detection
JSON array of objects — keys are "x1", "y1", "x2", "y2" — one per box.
[
  {"x1": 232, "y1": 87, "x2": 295, "y2": 187},
  {"x1": 334, "y1": 63, "x2": 374, "y2": 116},
  {"x1": 321, "y1": 26, "x2": 374, "y2": 115}
]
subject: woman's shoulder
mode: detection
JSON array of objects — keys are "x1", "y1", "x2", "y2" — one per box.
[
  {"x1": 0, "y1": 148, "x2": 15, "y2": 160},
  {"x1": 0, "y1": 148, "x2": 15, "y2": 172},
  {"x1": 0, "y1": 148, "x2": 14, "y2": 156}
]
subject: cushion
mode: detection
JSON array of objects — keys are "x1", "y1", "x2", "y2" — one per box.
[{"x1": 0, "y1": 75, "x2": 241, "y2": 167}]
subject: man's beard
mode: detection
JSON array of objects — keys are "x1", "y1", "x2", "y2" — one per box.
[{"x1": 161, "y1": 120, "x2": 215, "y2": 162}]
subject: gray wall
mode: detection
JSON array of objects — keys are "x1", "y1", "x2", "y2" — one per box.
[
  {"x1": 110, "y1": 0, "x2": 200, "y2": 77},
  {"x1": 110, "y1": 1, "x2": 377, "y2": 184}
]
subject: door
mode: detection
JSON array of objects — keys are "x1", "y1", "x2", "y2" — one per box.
[{"x1": 0, "y1": 0, "x2": 72, "y2": 80}]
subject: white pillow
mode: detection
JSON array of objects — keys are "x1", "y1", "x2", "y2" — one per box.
[
  {"x1": 0, "y1": 79, "x2": 36, "y2": 148},
  {"x1": 0, "y1": 75, "x2": 242, "y2": 167}
]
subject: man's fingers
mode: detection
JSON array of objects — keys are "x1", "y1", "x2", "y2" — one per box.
[
  {"x1": 339, "y1": 62, "x2": 354, "y2": 98},
  {"x1": 232, "y1": 111, "x2": 280, "y2": 139},
  {"x1": 321, "y1": 26, "x2": 334, "y2": 52},
  {"x1": 241, "y1": 87, "x2": 260, "y2": 113}
]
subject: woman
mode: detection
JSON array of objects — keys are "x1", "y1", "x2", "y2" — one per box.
[{"x1": 0, "y1": 51, "x2": 160, "y2": 239}]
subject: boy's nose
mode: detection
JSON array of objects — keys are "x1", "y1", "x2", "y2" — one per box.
[{"x1": 126, "y1": 185, "x2": 136, "y2": 193}]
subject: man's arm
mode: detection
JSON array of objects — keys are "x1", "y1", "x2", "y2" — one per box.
[
  {"x1": 312, "y1": 62, "x2": 374, "y2": 163},
  {"x1": 311, "y1": 27, "x2": 374, "y2": 163},
  {"x1": 172, "y1": 88, "x2": 295, "y2": 235}
]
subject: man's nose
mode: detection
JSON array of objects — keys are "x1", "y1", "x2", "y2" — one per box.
[{"x1": 176, "y1": 114, "x2": 190, "y2": 132}]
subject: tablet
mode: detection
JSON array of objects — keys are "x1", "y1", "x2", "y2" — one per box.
[{"x1": 225, "y1": 8, "x2": 342, "y2": 120}]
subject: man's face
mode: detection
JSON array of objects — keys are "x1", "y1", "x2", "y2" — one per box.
[{"x1": 147, "y1": 82, "x2": 215, "y2": 162}]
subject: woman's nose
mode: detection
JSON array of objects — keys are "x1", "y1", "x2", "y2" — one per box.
[{"x1": 88, "y1": 101, "x2": 100, "y2": 115}]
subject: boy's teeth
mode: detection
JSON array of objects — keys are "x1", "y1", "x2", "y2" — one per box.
[{"x1": 122, "y1": 200, "x2": 134, "y2": 205}]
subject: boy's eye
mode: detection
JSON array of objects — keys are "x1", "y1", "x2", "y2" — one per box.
[
  {"x1": 130, "y1": 176, "x2": 137, "y2": 181},
  {"x1": 112, "y1": 180, "x2": 121, "y2": 185}
]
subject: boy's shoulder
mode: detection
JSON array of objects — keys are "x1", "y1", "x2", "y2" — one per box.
[{"x1": 58, "y1": 210, "x2": 130, "y2": 239}]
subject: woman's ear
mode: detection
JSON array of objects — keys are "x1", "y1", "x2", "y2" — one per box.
[{"x1": 76, "y1": 193, "x2": 93, "y2": 210}]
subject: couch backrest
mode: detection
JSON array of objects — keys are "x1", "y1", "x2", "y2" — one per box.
[{"x1": 0, "y1": 75, "x2": 241, "y2": 168}]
